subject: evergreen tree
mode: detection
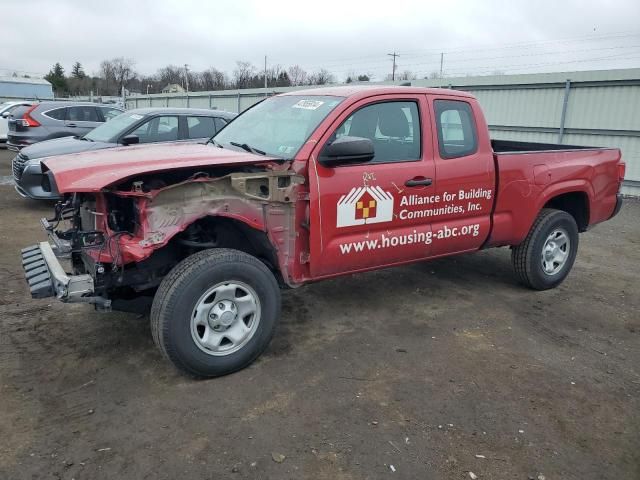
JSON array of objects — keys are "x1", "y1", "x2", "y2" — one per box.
[
  {"x1": 71, "y1": 61, "x2": 86, "y2": 79},
  {"x1": 44, "y1": 63, "x2": 68, "y2": 95}
]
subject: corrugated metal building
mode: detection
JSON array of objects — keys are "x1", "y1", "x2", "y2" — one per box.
[
  {"x1": 0, "y1": 76, "x2": 54, "y2": 101},
  {"x1": 126, "y1": 68, "x2": 640, "y2": 196}
]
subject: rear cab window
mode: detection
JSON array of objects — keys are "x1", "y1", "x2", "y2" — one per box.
[{"x1": 434, "y1": 99, "x2": 478, "y2": 158}]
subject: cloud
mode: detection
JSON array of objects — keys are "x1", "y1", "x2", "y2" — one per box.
[{"x1": 2, "y1": 0, "x2": 639, "y2": 81}]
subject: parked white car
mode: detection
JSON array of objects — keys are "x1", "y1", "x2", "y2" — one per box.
[{"x1": 0, "y1": 101, "x2": 32, "y2": 146}]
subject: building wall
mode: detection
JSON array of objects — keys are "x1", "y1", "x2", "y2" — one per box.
[
  {"x1": 125, "y1": 68, "x2": 640, "y2": 196},
  {"x1": 0, "y1": 81, "x2": 54, "y2": 102}
]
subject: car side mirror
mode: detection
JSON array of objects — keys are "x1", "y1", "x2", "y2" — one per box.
[
  {"x1": 121, "y1": 134, "x2": 139, "y2": 146},
  {"x1": 1, "y1": 111, "x2": 10, "y2": 118},
  {"x1": 318, "y1": 136, "x2": 375, "y2": 167}
]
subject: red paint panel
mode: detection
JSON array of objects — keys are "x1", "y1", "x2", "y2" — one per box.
[{"x1": 43, "y1": 142, "x2": 275, "y2": 193}]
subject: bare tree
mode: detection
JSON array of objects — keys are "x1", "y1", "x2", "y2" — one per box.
[
  {"x1": 112, "y1": 57, "x2": 136, "y2": 93},
  {"x1": 100, "y1": 57, "x2": 136, "y2": 95},
  {"x1": 157, "y1": 65, "x2": 184, "y2": 88},
  {"x1": 398, "y1": 70, "x2": 416, "y2": 81},
  {"x1": 308, "y1": 68, "x2": 334, "y2": 85},
  {"x1": 200, "y1": 67, "x2": 228, "y2": 90},
  {"x1": 233, "y1": 61, "x2": 256, "y2": 89},
  {"x1": 100, "y1": 59, "x2": 116, "y2": 94},
  {"x1": 287, "y1": 65, "x2": 308, "y2": 86}
]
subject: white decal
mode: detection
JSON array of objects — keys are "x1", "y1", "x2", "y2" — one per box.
[
  {"x1": 292, "y1": 100, "x2": 324, "y2": 110},
  {"x1": 336, "y1": 186, "x2": 394, "y2": 228},
  {"x1": 338, "y1": 223, "x2": 482, "y2": 255}
]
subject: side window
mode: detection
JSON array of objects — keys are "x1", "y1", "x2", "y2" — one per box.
[
  {"x1": 332, "y1": 101, "x2": 420, "y2": 163},
  {"x1": 131, "y1": 116, "x2": 179, "y2": 143},
  {"x1": 434, "y1": 100, "x2": 478, "y2": 158},
  {"x1": 214, "y1": 117, "x2": 228, "y2": 132},
  {"x1": 67, "y1": 106, "x2": 99, "y2": 122},
  {"x1": 101, "y1": 107, "x2": 123, "y2": 121},
  {"x1": 44, "y1": 107, "x2": 67, "y2": 121},
  {"x1": 186, "y1": 116, "x2": 216, "y2": 139}
]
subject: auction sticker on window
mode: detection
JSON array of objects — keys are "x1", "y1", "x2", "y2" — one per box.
[{"x1": 292, "y1": 100, "x2": 324, "y2": 110}]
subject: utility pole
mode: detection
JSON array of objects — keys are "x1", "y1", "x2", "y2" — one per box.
[
  {"x1": 264, "y1": 55, "x2": 268, "y2": 91},
  {"x1": 387, "y1": 52, "x2": 399, "y2": 81},
  {"x1": 439, "y1": 52, "x2": 444, "y2": 79},
  {"x1": 184, "y1": 64, "x2": 190, "y2": 92}
]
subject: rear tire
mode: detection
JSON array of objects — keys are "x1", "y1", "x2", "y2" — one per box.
[
  {"x1": 150, "y1": 248, "x2": 281, "y2": 378},
  {"x1": 511, "y1": 208, "x2": 579, "y2": 290}
]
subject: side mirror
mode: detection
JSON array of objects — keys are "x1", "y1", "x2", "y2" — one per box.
[
  {"x1": 318, "y1": 136, "x2": 375, "y2": 167},
  {"x1": 121, "y1": 134, "x2": 139, "y2": 146},
  {"x1": 1, "y1": 111, "x2": 10, "y2": 118}
]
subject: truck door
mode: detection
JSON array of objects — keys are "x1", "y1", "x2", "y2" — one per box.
[
  {"x1": 425, "y1": 96, "x2": 495, "y2": 257},
  {"x1": 308, "y1": 95, "x2": 436, "y2": 278}
]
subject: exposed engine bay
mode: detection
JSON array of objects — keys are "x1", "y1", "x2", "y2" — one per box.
[{"x1": 39, "y1": 166, "x2": 304, "y2": 312}]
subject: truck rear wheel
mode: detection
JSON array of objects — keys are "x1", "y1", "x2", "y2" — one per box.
[
  {"x1": 511, "y1": 208, "x2": 579, "y2": 290},
  {"x1": 150, "y1": 248, "x2": 281, "y2": 378}
]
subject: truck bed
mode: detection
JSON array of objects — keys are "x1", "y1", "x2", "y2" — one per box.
[
  {"x1": 488, "y1": 143, "x2": 622, "y2": 248},
  {"x1": 491, "y1": 138, "x2": 597, "y2": 154}
]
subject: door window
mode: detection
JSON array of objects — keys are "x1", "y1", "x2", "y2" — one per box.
[
  {"x1": 67, "y1": 106, "x2": 100, "y2": 122},
  {"x1": 214, "y1": 117, "x2": 228, "y2": 132},
  {"x1": 186, "y1": 116, "x2": 216, "y2": 139},
  {"x1": 434, "y1": 100, "x2": 478, "y2": 158},
  {"x1": 131, "y1": 116, "x2": 179, "y2": 143},
  {"x1": 100, "y1": 107, "x2": 123, "y2": 121},
  {"x1": 331, "y1": 101, "x2": 421, "y2": 163}
]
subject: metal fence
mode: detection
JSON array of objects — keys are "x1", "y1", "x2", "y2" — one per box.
[{"x1": 104, "y1": 68, "x2": 640, "y2": 198}]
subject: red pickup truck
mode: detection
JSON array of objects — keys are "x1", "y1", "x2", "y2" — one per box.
[{"x1": 22, "y1": 86, "x2": 625, "y2": 377}]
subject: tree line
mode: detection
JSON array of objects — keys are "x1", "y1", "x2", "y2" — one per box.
[{"x1": 43, "y1": 58, "x2": 379, "y2": 97}]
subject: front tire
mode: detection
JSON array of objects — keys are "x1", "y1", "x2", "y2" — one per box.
[
  {"x1": 512, "y1": 208, "x2": 579, "y2": 290},
  {"x1": 150, "y1": 248, "x2": 281, "y2": 378}
]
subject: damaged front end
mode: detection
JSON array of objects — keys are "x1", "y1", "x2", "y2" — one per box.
[{"x1": 21, "y1": 166, "x2": 303, "y2": 313}]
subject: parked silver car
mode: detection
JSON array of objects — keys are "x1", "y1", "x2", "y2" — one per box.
[
  {"x1": 13, "y1": 107, "x2": 236, "y2": 200},
  {"x1": 7, "y1": 101, "x2": 123, "y2": 150}
]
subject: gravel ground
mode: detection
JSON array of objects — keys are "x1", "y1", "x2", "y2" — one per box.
[{"x1": 0, "y1": 148, "x2": 638, "y2": 480}]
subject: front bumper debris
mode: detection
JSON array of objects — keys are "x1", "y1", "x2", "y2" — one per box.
[{"x1": 21, "y1": 242, "x2": 96, "y2": 302}]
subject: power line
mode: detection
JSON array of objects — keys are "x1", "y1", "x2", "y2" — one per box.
[{"x1": 274, "y1": 30, "x2": 640, "y2": 72}]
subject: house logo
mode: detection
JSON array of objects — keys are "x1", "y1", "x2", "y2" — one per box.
[{"x1": 337, "y1": 186, "x2": 394, "y2": 227}]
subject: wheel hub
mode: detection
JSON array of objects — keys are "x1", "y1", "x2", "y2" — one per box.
[
  {"x1": 191, "y1": 281, "x2": 261, "y2": 357},
  {"x1": 541, "y1": 228, "x2": 570, "y2": 275},
  {"x1": 208, "y1": 300, "x2": 237, "y2": 330}
]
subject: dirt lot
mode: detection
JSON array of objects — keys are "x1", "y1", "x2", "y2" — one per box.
[{"x1": 0, "y1": 148, "x2": 638, "y2": 480}]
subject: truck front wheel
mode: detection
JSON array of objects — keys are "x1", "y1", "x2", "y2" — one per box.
[
  {"x1": 150, "y1": 248, "x2": 281, "y2": 377},
  {"x1": 511, "y1": 208, "x2": 579, "y2": 290}
]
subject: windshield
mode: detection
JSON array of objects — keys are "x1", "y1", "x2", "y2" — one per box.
[
  {"x1": 84, "y1": 112, "x2": 146, "y2": 143},
  {"x1": 213, "y1": 95, "x2": 344, "y2": 158}
]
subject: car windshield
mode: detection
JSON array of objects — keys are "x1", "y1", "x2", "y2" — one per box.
[
  {"x1": 84, "y1": 112, "x2": 147, "y2": 143},
  {"x1": 213, "y1": 95, "x2": 344, "y2": 158}
]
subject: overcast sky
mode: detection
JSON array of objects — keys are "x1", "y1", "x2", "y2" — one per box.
[{"x1": 2, "y1": 0, "x2": 640, "y2": 81}]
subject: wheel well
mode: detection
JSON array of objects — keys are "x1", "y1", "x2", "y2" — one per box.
[
  {"x1": 544, "y1": 192, "x2": 589, "y2": 232},
  {"x1": 170, "y1": 216, "x2": 281, "y2": 278}
]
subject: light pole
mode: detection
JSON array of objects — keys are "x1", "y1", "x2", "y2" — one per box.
[{"x1": 147, "y1": 84, "x2": 151, "y2": 95}]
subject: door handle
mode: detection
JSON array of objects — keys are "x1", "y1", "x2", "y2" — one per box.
[
  {"x1": 67, "y1": 123, "x2": 77, "y2": 127},
  {"x1": 405, "y1": 177, "x2": 433, "y2": 187}
]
